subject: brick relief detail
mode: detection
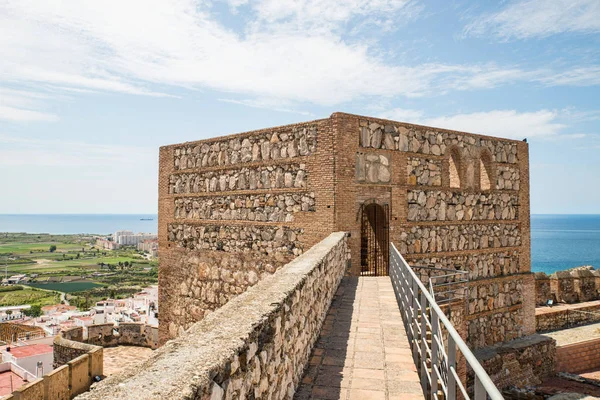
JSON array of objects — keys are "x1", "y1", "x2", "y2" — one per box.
[
  {"x1": 168, "y1": 223, "x2": 304, "y2": 256},
  {"x1": 359, "y1": 120, "x2": 518, "y2": 163},
  {"x1": 173, "y1": 126, "x2": 317, "y2": 170},
  {"x1": 496, "y1": 165, "x2": 520, "y2": 190},
  {"x1": 407, "y1": 190, "x2": 519, "y2": 222},
  {"x1": 169, "y1": 163, "x2": 307, "y2": 194},
  {"x1": 174, "y1": 193, "x2": 316, "y2": 222},
  {"x1": 405, "y1": 251, "x2": 520, "y2": 280},
  {"x1": 399, "y1": 224, "x2": 521, "y2": 254},
  {"x1": 407, "y1": 157, "x2": 442, "y2": 186}
]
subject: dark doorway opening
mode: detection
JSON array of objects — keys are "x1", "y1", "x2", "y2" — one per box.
[{"x1": 360, "y1": 203, "x2": 389, "y2": 276}]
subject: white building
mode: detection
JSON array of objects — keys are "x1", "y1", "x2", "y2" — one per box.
[{"x1": 2, "y1": 344, "x2": 53, "y2": 378}]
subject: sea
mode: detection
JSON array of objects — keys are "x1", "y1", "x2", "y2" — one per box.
[
  {"x1": 0, "y1": 214, "x2": 598, "y2": 274},
  {"x1": 0, "y1": 214, "x2": 158, "y2": 235}
]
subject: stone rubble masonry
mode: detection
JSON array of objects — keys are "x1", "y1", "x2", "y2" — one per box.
[
  {"x1": 359, "y1": 120, "x2": 519, "y2": 164},
  {"x1": 407, "y1": 157, "x2": 442, "y2": 186},
  {"x1": 169, "y1": 163, "x2": 308, "y2": 194},
  {"x1": 535, "y1": 266, "x2": 600, "y2": 305},
  {"x1": 412, "y1": 250, "x2": 520, "y2": 281},
  {"x1": 398, "y1": 223, "x2": 521, "y2": 255},
  {"x1": 75, "y1": 232, "x2": 348, "y2": 400},
  {"x1": 167, "y1": 223, "x2": 304, "y2": 256},
  {"x1": 159, "y1": 112, "x2": 532, "y2": 354},
  {"x1": 474, "y1": 334, "x2": 556, "y2": 390},
  {"x1": 407, "y1": 190, "x2": 519, "y2": 222},
  {"x1": 174, "y1": 192, "x2": 316, "y2": 222},
  {"x1": 496, "y1": 165, "x2": 520, "y2": 191},
  {"x1": 536, "y1": 301, "x2": 600, "y2": 332},
  {"x1": 173, "y1": 126, "x2": 317, "y2": 170}
]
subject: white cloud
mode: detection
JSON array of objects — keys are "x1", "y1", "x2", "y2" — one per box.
[
  {"x1": 0, "y1": 135, "x2": 155, "y2": 167},
  {"x1": 0, "y1": 88, "x2": 59, "y2": 122},
  {"x1": 379, "y1": 109, "x2": 568, "y2": 140},
  {"x1": 0, "y1": 0, "x2": 599, "y2": 117},
  {"x1": 465, "y1": 0, "x2": 600, "y2": 40}
]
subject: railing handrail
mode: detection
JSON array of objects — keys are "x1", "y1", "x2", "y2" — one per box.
[{"x1": 390, "y1": 243, "x2": 503, "y2": 400}]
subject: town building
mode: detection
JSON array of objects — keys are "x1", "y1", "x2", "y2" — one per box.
[{"x1": 1, "y1": 344, "x2": 53, "y2": 378}]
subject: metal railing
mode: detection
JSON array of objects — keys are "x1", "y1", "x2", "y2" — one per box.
[
  {"x1": 410, "y1": 265, "x2": 469, "y2": 305},
  {"x1": 390, "y1": 243, "x2": 503, "y2": 400}
]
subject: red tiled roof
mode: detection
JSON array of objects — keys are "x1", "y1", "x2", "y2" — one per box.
[
  {"x1": 8, "y1": 344, "x2": 53, "y2": 358},
  {"x1": 0, "y1": 371, "x2": 25, "y2": 396}
]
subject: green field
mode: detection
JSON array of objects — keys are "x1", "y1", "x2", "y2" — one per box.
[
  {"x1": 0, "y1": 233, "x2": 158, "y2": 310},
  {"x1": 0, "y1": 286, "x2": 60, "y2": 307},
  {"x1": 26, "y1": 282, "x2": 104, "y2": 293}
]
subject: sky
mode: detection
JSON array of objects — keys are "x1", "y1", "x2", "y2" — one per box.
[{"x1": 0, "y1": 0, "x2": 599, "y2": 215}]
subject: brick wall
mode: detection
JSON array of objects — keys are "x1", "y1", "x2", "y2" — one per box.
[{"x1": 556, "y1": 338, "x2": 600, "y2": 373}]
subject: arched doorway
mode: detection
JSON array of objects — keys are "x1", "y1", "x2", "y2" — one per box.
[{"x1": 360, "y1": 203, "x2": 389, "y2": 276}]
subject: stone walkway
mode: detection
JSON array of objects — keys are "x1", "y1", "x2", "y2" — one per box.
[
  {"x1": 103, "y1": 346, "x2": 155, "y2": 376},
  {"x1": 296, "y1": 277, "x2": 423, "y2": 400}
]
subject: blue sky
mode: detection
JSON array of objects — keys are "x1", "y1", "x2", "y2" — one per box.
[{"x1": 0, "y1": 0, "x2": 599, "y2": 214}]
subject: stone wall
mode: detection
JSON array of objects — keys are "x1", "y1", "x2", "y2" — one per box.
[
  {"x1": 173, "y1": 126, "x2": 317, "y2": 170},
  {"x1": 536, "y1": 301, "x2": 600, "y2": 332},
  {"x1": 411, "y1": 251, "x2": 520, "y2": 281},
  {"x1": 167, "y1": 223, "x2": 304, "y2": 256},
  {"x1": 76, "y1": 232, "x2": 348, "y2": 400},
  {"x1": 407, "y1": 157, "x2": 442, "y2": 186},
  {"x1": 359, "y1": 120, "x2": 518, "y2": 164},
  {"x1": 174, "y1": 193, "x2": 315, "y2": 222},
  {"x1": 407, "y1": 190, "x2": 519, "y2": 222},
  {"x1": 159, "y1": 117, "x2": 337, "y2": 344},
  {"x1": 398, "y1": 224, "x2": 521, "y2": 255},
  {"x1": 355, "y1": 153, "x2": 391, "y2": 183},
  {"x1": 474, "y1": 334, "x2": 556, "y2": 390}
]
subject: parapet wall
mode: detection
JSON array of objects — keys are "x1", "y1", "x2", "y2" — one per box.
[
  {"x1": 4, "y1": 335, "x2": 103, "y2": 400},
  {"x1": 61, "y1": 323, "x2": 159, "y2": 349},
  {"x1": 535, "y1": 266, "x2": 600, "y2": 305},
  {"x1": 474, "y1": 334, "x2": 556, "y2": 390},
  {"x1": 556, "y1": 338, "x2": 600, "y2": 374},
  {"x1": 76, "y1": 232, "x2": 348, "y2": 400}
]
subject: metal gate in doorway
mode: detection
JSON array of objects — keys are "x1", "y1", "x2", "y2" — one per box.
[{"x1": 360, "y1": 203, "x2": 389, "y2": 276}]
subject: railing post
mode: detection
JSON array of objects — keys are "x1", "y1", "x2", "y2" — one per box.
[
  {"x1": 420, "y1": 289, "x2": 428, "y2": 394},
  {"x1": 431, "y1": 310, "x2": 439, "y2": 399},
  {"x1": 474, "y1": 376, "x2": 486, "y2": 400},
  {"x1": 448, "y1": 335, "x2": 456, "y2": 400}
]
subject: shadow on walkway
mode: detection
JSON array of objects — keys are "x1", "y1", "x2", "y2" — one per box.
[{"x1": 295, "y1": 277, "x2": 422, "y2": 400}]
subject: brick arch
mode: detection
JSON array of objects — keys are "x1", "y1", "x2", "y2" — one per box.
[
  {"x1": 444, "y1": 145, "x2": 463, "y2": 189},
  {"x1": 479, "y1": 148, "x2": 495, "y2": 191}
]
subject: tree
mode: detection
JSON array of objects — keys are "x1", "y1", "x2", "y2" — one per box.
[
  {"x1": 23, "y1": 305, "x2": 42, "y2": 318},
  {"x1": 49, "y1": 245, "x2": 57, "y2": 253},
  {"x1": 124, "y1": 261, "x2": 129, "y2": 268},
  {"x1": 76, "y1": 253, "x2": 80, "y2": 259}
]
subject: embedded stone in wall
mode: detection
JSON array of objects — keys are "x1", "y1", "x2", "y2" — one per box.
[
  {"x1": 167, "y1": 223, "x2": 304, "y2": 256},
  {"x1": 469, "y1": 279, "x2": 524, "y2": 314},
  {"x1": 399, "y1": 224, "x2": 521, "y2": 254},
  {"x1": 355, "y1": 153, "x2": 391, "y2": 183},
  {"x1": 407, "y1": 190, "x2": 519, "y2": 222},
  {"x1": 169, "y1": 163, "x2": 307, "y2": 194},
  {"x1": 407, "y1": 157, "x2": 442, "y2": 186},
  {"x1": 174, "y1": 192, "x2": 316, "y2": 222},
  {"x1": 359, "y1": 120, "x2": 518, "y2": 164},
  {"x1": 173, "y1": 126, "x2": 318, "y2": 170},
  {"x1": 496, "y1": 165, "x2": 520, "y2": 190}
]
